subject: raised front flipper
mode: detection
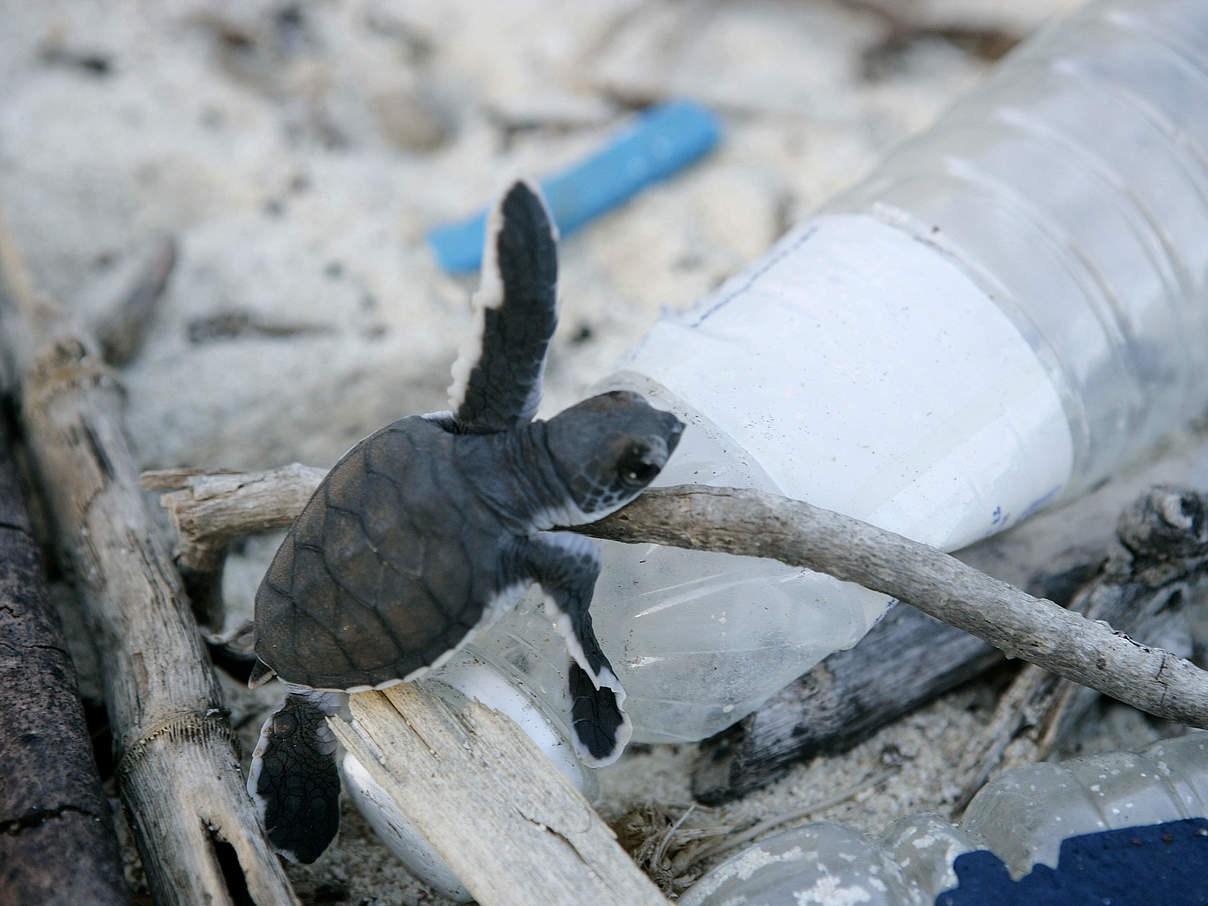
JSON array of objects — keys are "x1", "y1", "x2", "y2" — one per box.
[
  {"x1": 504, "y1": 532, "x2": 632, "y2": 766},
  {"x1": 447, "y1": 180, "x2": 558, "y2": 433},
  {"x1": 248, "y1": 690, "x2": 343, "y2": 864}
]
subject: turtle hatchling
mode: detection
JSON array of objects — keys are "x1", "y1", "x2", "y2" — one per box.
[{"x1": 247, "y1": 180, "x2": 685, "y2": 863}]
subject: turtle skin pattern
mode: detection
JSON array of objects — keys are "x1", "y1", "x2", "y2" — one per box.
[{"x1": 254, "y1": 415, "x2": 505, "y2": 690}]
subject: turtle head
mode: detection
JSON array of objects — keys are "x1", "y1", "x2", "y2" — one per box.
[{"x1": 545, "y1": 391, "x2": 684, "y2": 522}]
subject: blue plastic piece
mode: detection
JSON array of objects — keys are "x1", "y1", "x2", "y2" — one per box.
[
  {"x1": 936, "y1": 818, "x2": 1208, "y2": 905},
  {"x1": 427, "y1": 100, "x2": 722, "y2": 274}
]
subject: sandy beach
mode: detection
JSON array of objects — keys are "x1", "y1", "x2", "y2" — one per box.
[{"x1": 10, "y1": 2, "x2": 1187, "y2": 903}]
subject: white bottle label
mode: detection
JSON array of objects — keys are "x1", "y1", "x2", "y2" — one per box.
[{"x1": 622, "y1": 213, "x2": 1075, "y2": 549}]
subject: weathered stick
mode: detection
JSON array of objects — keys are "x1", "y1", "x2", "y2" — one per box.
[
  {"x1": 143, "y1": 465, "x2": 326, "y2": 576},
  {"x1": 148, "y1": 465, "x2": 1208, "y2": 730},
  {"x1": 693, "y1": 432, "x2": 1208, "y2": 804},
  {"x1": 0, "y1": 413, "x2": 130, "y2": 905},
  {"x1": 580, "y1": 485, "x2": 1208, "y2": 728},
  {"x1": 330, "y1": 683, "x2": 670, "y2": 906},
  {"x1": 0, "y1": 209, "x2": 300, "y2": 906}
]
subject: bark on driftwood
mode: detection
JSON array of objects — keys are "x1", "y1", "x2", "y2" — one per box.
[
  {"x1": 0, "y1": 210, "x2": 299, "y2": 906},
  {"x1": 0, "y1": 412, "x2": 130, "y2": 905},
  {"x1": 332, "y1": 684, "x2": 671, "y2": 906},
  {"x1": 693, "y1": 431, "x2": 1208, "y2": 803}
]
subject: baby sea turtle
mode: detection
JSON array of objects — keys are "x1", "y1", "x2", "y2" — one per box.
[{"x1": 247, "y1": 180, "x2": 685, "y2": 863}]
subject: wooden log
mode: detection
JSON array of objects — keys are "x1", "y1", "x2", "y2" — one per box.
[
  {"x1": 0, "y1": 412, "x2": 131, "y2": 905},
  {"x1": 330, "y1": 683, "x2": 671, "y2": 906},
  {"x1": 0, "y1": 209, "x2": 300, "y2": 906},
  {"x1": 692, "y1": 430, "x2": 1208, "y2": 803}
]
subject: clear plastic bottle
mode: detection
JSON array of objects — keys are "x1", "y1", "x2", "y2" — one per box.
[
  {"x1": 957, "y1": 731, "x2": 1208, "y2": 878},
  {"x1": 455, "y1": 0, "x2": 1208, "y2": 746},
  {"x1": 679, "y1": 732, "x2": 1208, "y2": 905}
]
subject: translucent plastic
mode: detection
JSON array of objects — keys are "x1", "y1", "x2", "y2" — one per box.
[
  {"x1": 828, "y1": 0, "x2": 1208, "y2": 487},
  {"x1": 960, "y1": 731, "x2": 1208, "y2": 876},
  {"x1": 460, "y1": 0, "x2": 1208, "y2": 745},
  {"x1": 679, "y1": 732, "x2": 1208, "y2": 905},
  {"x1": 678, "y1": 820, "x2": 921, "y2": 906}
]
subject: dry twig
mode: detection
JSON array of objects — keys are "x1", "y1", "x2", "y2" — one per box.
[
  {"x1": 613, "y1": 767, "x2": 895, "y2": 894},
  {"x1": 693, "y1": 430, "x2": 1208, "y2": 804},
  {"x1": 93, "y1": 235, "x2": 177, "y2": 366},
  {"x1": 147, "y1": 467, "x2": 1208, "y2": 731},
  {"x1": 585, "y1": 485, "x2": 1208, "y2": 728}
]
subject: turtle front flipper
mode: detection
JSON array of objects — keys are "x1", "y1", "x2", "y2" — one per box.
[
  {"x1": 447, "y1": 180, "x2": 558, "y2": 433},
  {"x1": 248, "y1": 690, "x2": 343, "y2": 863},
  {"x1": 504, "y1": 532, "x2": 632, "y2": 766}
]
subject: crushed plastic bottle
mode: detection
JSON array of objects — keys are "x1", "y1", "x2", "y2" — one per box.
[
  {"x1": 679, "y1": 732, "x2": 1208, "y2": 906},
  {"x1": 450, "y1": 0, "x2": 1208, "y2": 747},
  {"x1": 958, "y1": 731, "x2": 1208, "y2": 878}
]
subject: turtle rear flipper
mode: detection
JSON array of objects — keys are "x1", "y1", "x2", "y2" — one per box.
[
  {"x1": 248, "y1": 691, "x2": 342, "y2": 864},
  {"x1": 448, "y1": 180, "x2": 558, "y2": 433}
]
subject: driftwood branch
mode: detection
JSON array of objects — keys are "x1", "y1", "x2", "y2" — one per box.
[
  {"x1": 0, "y1": 412, "x2": 130, "y2": 905},
  {"x1": 331, "y1": 684, "x2": 670, "y2": 906},
  {"x1": 143, "y1": 465, "x2": 326, "y2": 574},
  {"x1": 147, "y1": 464, "x2": 1208, "y2": 732},
  {"x1": 584, "y1": 485, "x2": 1208, "y2": 727},
  {"x1": 0, "y1": 209, "x2": 299, "y2": 906},
  {"x1": 693, "y1": 430, "x2": 1208, "y2": 803}
]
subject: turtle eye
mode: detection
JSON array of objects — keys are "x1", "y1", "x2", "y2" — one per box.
[{"x1": 618, "y1": 447, "x2": 659, "y2": 489}]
